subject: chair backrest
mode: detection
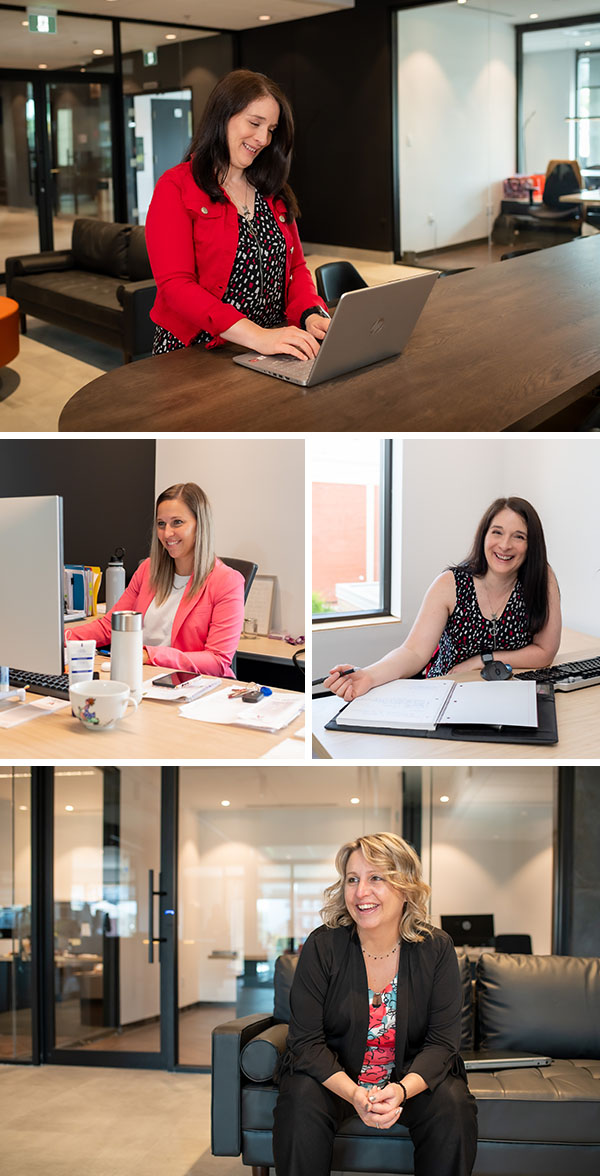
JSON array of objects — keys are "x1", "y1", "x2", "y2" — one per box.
[
  {"x1": 543, "y1": 160, "x2": 582, "y2": 209},
  {"x1": 494, "y1": 933, "x2": 532, "y2": 954},
  {"x1": 315, "y1": 260, "x2": 368, "y2": 305},
  {"x1": 219, "y1": 557, "x2": 258, "y2": 603}
]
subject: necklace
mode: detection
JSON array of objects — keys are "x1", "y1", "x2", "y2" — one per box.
[
  {"x1": 362, "y1": 942, "x2": 400, "y2": 1008},
  {"x1": 224, "y1": 174, "x2": 253, "y2": 221},
  {"x1": 478, "y1": 578, "x2": 516, "y2": 649}
]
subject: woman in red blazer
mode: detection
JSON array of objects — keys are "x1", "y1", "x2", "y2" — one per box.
[
  {"x1": 145, "y1": 69, "x2": 330, "y2": 361},
  {"x1": 65, "y1": 483, "x2": 244, "y2": 677}
]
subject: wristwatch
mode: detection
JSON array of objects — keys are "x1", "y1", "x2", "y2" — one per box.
[{"x1": 481, "y1": 652, "x2": 494, "y2": 667}]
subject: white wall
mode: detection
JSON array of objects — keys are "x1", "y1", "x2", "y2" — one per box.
[
  {"x1": 313, "y1": 436, "x2": 600, "y2": 679},
  {"x1": 522, "y1": 50, "x2": 573, "y2": 175},
  {"x1": 397, "y1": 4, "x2": 515, "y2": 253},
  {"x1": 155, "y1": 439, "x2": 305, "y2": 635}
]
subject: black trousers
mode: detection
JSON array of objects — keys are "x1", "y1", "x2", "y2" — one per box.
[{"x1": 273, "y1": 1071, "x2": 478, "y2": 1176}]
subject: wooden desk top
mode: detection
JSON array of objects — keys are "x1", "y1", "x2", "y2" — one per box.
[
  {"x1": 312, "y1": 629, "x2": 600, "y2": 761},
  {"x1": 59, "y1": 236, "x2": 600, "y2": 433},
  {"x1": 0, "y1": 661, "x2": 306, "y2": 762}
]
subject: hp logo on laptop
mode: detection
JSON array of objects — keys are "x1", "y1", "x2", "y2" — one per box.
[{"x1": 370, "y1": 317, "x2": 385, "y2": 335}]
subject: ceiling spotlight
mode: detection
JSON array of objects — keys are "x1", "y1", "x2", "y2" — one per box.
[
  {"x1": 457, "y1": 1, "x2": 467, "y2": 6},
  {"x1": 92, "y1": 48, "x2": 104, "y2": 55},
  {"x1": 65, "y1": 804, "x2": 74, "y2": 811},
  {"x1": 19, "y1": 805, "x2": 28, "y2": 811},
  {"x1": 38, "y1": 63, "x2": 48, "y2": 69},
  {"x1": 258, "y1": 13, "x2": 272, "y2": 19},
  {"x1": 529, "y1": 13, "x2": 539, "y2": 19},
  {"x1": 221, "y1": 799, "x2": 231, "y2": 807},
  {"x1": 22, "y1": 19, "x2": 28, "y2": 26},
  {"x1": 585, "y1": 41, "x2": 592, "y2": 46},
  {"x1": 165, "y1": 33, "x2": 177, "y2": 40},
  {"x1": 350, "y1": 797, "x2": 360, "y2": 805},
  {"x1": 440, "y1": 795, "x2": 450, "y2": 803}
]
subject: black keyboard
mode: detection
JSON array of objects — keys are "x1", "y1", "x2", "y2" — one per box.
[
  {"x1": 9, "y1": 668, "x2": 72, "y2": 700},
  {"x1": 515, "y1": 657, "x2": 600, "y2": 692}
]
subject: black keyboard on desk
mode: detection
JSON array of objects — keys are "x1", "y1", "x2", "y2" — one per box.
[
  {"x1": 514, "y1": 657, "x2": 600, "y2": 692},
  {"x1": 9, "y1": 668, "x2": 71, "y2": 700}
]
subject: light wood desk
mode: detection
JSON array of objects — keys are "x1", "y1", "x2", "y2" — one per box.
[
  {"x1": 312, "y1": 629, "x2": 600, "y2": 761},
  {"x1": 0, "y1": 661, "x2": 306, "y2": 761}
]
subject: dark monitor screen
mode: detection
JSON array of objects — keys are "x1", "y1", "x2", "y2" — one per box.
[{"x1": 441, "y1": 914, "x2": 495, "y2": 947}]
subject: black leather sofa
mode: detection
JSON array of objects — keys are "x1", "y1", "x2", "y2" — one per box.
[
  {"x1": 211, "y1": 951, "x2": 600, "y2": 1176},
  {"x1": 6, "y1": 218, "x2": 156, "y2": 362}
]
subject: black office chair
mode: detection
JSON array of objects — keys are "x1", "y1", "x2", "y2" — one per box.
[
  {"x1": 314, "y1": 260, "x2": 367, "y2": 308},
  {"x1": 526, "y1": 159, "x2": 583, "y2": 234},
  {"x1": 219, "y1": 557, "x2": 259, "y2": 677},
  {"x1": 494, "y1": 934, "x2": 532, "y2": 954}
]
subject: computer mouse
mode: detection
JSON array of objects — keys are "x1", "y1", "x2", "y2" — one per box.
[
  {"x1": 480, "y1": 660, "x2": 513, "y2": 681},
  {"x1": 101, "y1": 661, "x2": 111, "y2": 673}
]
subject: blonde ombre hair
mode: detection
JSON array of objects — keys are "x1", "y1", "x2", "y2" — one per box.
[
  {"x1": 149, "y1": 483, "x2": 215, "y2": 606},
  {"x1": 321, "y1": 832, "x2": 432, "y2": 943}
]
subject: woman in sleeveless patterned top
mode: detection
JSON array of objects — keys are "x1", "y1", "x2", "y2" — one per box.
[
  {"x1": 274, "y1": 833, "x2": 477, "y2": 1176},
  {"x1": 324, "y1": 496, "x2": 561, "y2": 702}
]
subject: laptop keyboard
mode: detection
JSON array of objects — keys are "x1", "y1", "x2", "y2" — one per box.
[
  {"x1": 9, "y1": 668, "x2": 71, "y2": 700},
  {"x1": 262, "y1": 354, "x2": 315, "y2": 377}
]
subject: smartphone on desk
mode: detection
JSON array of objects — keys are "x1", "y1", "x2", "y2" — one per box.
[{"x1": 152, "y1": 670, "x2": 202, "y2": 688}]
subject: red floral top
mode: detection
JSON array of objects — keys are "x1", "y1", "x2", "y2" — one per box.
[{"x1": 357, "y1": 975, "x2": 397, "y2": 1087}]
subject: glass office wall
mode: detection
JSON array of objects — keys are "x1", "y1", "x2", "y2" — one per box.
[
  {"x1": 396, "y1": 1, "x2": 515, "y2": 260},
  {"x1": 521, "y1": 23, "x2": 600, "y2": 181},
  {"x1": 0, "y1": 768, "x2": 32, "y2": 1062},
  {"x1": 421, "y1": 766, "x2": 555, "y2": 955}
]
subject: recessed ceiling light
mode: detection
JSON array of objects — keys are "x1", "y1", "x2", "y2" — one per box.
[
  {"x1": 221, "y1": 799, "x2": 230, "y2": 807},
  {"x1": 22, "y1": 19, "x2": 28, "y2": 26},
  {"x1": 258, "y1": 13, "x2": 272, "y2": 19},
  {"x1": 440, "y1": 795, "x2": 450, "y2": 803},
  {"x1": 350, "y1": 797, "x2": 360, "y2": 805},
  {"x1": 38, "y1": 63, "x2": 48, "y2": 69},
  {"x1": 585, "y1": 41, "x2": 592, "y2": 46},
  {"x1": 65, "y1": 804, "x2": 74, "y2": 811},
  {"x1": 165, "y1": 33, "x2": 177, "y2": 40},
  {"x1": 92, "y1": 48, "x2": 104, "y2": 55},
  {"x1": 457, "y1": 1, "x2": 467, "y2": 5},
  {"x1": 19, "y1": 805, "x2": 28, "y2": 811},
  {"x1": 529, "y1": 13, "x2": 539, "y2": 19}
]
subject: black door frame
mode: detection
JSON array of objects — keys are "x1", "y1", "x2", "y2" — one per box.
[{"x1": 32, "y1": 765, "x2": 178, "y2": 1070}]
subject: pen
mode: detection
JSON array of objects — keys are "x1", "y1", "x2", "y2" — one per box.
[{"x1": 312, "y1": 667, "x2": 357, "y2": 687}]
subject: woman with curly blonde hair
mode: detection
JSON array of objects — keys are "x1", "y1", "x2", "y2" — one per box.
[{"x1": 273, "y1": 832, "x2": 477, "y2": 1176}]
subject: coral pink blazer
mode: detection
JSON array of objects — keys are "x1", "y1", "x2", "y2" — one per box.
[{"x1": 65, "y1": 558, "x2": 244, "y2": 678}]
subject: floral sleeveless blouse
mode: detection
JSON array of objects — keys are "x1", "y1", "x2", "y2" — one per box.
[
  {"x1": 426, "y1": 567, "x2": 531, "y2": 677},
  {"x1": 358, "y1": 975, "x2": 397, "y2": 1088}
]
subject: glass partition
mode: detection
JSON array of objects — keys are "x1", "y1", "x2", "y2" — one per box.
[
  {"x1": 0, "y1": 769, "x2": 32, "y2": 1062},
  {"x1": 521, "y1": 22, "x2": 600, "y2": 183}
]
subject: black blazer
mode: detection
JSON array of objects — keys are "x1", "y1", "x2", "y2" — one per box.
[{"x1": 284, "y1": 924, "x2": 462, "y2": 1093}]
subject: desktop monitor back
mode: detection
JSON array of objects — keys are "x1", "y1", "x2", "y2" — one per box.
[
  {"x1": 441, "y1": 914, "x2": 495, "y2": 948},
  {"x1": 0, "y1": 495, "x2": 64, "y2": 675}
]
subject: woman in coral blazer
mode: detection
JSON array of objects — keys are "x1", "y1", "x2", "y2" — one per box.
[
  {"x1": 66, "y1": 483, "x2": 244, "y2": 678},
  {"x1": 146, "y1": 68, "x2": 330, "y2": 361}
]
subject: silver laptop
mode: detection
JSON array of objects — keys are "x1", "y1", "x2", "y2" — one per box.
[
  {"x1": 462, "y1": 1051, "x2": 552, "y2": 1071},
  {"x1": 233, "y1": 271, "x2": 438, "y2": 386}
]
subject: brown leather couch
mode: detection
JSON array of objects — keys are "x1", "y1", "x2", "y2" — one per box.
[
  {"x1": 6, "y1": 218, "x2": 156, "y2": 363},
  {"x1": 211, "y1": 950, "x2": 600, "y2": 1175}
]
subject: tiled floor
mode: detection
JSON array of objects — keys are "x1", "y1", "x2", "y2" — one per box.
[{"x1": 0, "y1": 1064, "x2": 398, "y2": 1176}]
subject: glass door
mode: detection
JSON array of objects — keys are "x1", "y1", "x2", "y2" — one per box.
[
  {"x1": 47, "y1": 766, "x2": 175, "y2": 1068},
  {"x1": 0, "y1": 769, "x2": 33, "y2": 1062},
  {"x1": 0, "y1": 74, "x2": 114, "y2": 274}
]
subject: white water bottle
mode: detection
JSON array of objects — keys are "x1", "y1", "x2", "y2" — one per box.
[
  {"x1": 105, "y1": 548, "x2": 126, "y2": 612},
  {"x1": 111, "y1": 611, "x2": 143, "y2": 703}
]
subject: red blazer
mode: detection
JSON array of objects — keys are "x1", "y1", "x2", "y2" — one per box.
[
  {"x1": 145, "y1": 161, "x2": 328, "y2": 346},
  {"x1": 65, "y1": 558, "x2": 244, "y2": 678}
]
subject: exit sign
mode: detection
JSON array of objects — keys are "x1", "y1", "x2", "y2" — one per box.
[
  {"x1": 143, "y1": 50, "x2": 158, "y2": 67},
  {"x1": 28, "y1": 8, "x2": 57, "y2": 34}
]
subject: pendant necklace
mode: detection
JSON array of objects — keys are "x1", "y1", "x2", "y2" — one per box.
[
  {"x1": 362, "y1": 942, "x2": 400, "y2": 1008},
  {"x1": 480, "y1": 579, "x2": 515, "y2": 651}
]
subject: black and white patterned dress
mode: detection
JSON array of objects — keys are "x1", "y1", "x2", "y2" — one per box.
[
  {"x1": 425, "y1": 566, "x2": 531, "y2": 677},
  {"x1": 152, "y1": 191, "x2": 287, "y2": 354}
]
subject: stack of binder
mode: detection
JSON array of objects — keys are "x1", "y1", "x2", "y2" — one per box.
[{"x1": 63, "y1": 565, "x2": 102, "y2": 617}]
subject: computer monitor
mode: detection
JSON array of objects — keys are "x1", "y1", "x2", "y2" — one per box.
[
  {"x1": 0, "y1": 495, "x2": 64, "y2": 675},
  {"x1": 440, "y1": 914, "x2": 495, "y2": 948}
]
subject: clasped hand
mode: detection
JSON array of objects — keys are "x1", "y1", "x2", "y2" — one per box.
[{"x1": 353, "y1": 1083, "x2": 404, "y2": 1130}]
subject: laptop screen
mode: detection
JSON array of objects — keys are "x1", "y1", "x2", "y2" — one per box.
[{"x1": 440, "y1": 913, "x2": 495, "y2": 947}]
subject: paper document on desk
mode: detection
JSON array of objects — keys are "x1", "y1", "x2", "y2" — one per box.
[
  {"x1": 179, "y1": 687, "x2": 304, "y2": 733},
  {"x1": 0, "y1": 696, "x2": 70, "y2": 728},
  {"x1": 142, "y1": 675, "x2": 221, "y2": 702},
  {"x1": 437, "y1": 680, "x2": 538, "y2": 727},
  {"x1": 334, "y1": 679, "x2": 455, "y2": 731}
]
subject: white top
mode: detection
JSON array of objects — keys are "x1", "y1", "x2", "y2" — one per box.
[{"x1": 143, "y1": 573, "x2": 190, "y2": 648}]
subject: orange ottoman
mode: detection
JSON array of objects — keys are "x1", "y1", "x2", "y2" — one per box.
[{"x1": 0, "y1": 296, "x2": 20, "y2": 368}]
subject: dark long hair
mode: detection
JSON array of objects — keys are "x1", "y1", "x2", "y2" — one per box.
[
  {"x1": 184, "y1": 69, "x2": 299, "y2": 221},
  {"x1": 457, "y1": 497, "x2": 550, "y2": 635}
]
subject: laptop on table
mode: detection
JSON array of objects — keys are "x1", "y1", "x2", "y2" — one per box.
[{"x1": 233, "y1": 271, "x2": 438, "y2": 387}]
